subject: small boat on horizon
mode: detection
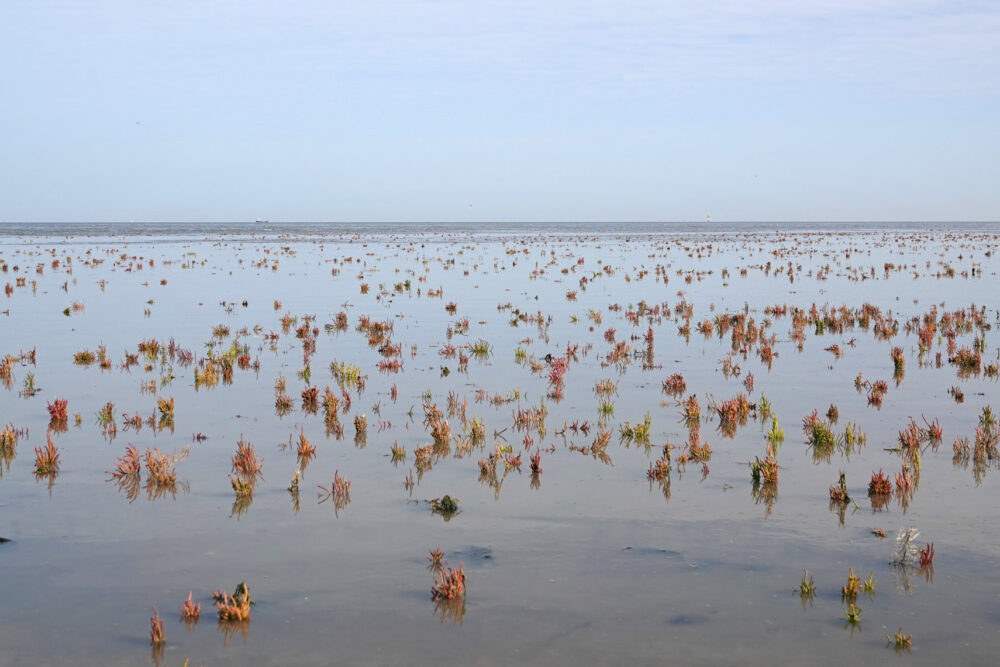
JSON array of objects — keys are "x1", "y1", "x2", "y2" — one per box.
[{"x1": 255, "y1": 218, "x2": 269, "y2": 224}]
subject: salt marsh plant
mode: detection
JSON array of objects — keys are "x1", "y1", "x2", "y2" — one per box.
[
  {"x1": 749, "y1": 444, "x2": 779, "y2": 486},
  {"x1": 593, "y1": 378, "x2": 618, "y2": 396},
  {"x1": 765, "y1": 417, "x2": 784, "y2": 448},
  {"x1": 231, "y1": 436, "x2": 263, "y2": 482},
  {"x1": 891, "y1": 346, "x2": 905, "y2": 372},
  {"x1": 428, "y1": 547, "x2": 445, "y2": 571},
  {"x1": 301, "y1": 385, "x2": 319, "y2": 413},
  {"x1": 829, "y1": 471, "x2": 850, "y2": 503},
  {"x1": 529, "y1": 449, "x2": 542, "y2": 473},
  {"x1": 797, "y1": 570, "x2": 816, "y2": 596},
  {"x1": 143, "y1": 447, "x2": 177, "y2": 488},
  {"x1": 322, "y1": 386, "x2": 340, "y2": 422},
  {"x1": 150, "y1": 606, "x2": 165, "y2": 645},
  {"x1": 797, "y1": 570, "x2": 817, "y2": 606},
  {"x1": 803, "y1": 410, "x2": 836, "y2": 449},
  {"x1": 296, "y1": 430, "x2": 317, "y2": 467},
  {"x1": 662, "y1": 373, "x2": 686, "y2": 396},
  {"x1": 757, "y1": 395, "x2": 772, "y2": 422},
  {"x1": 680, "y1": 394, "x2": 701, "y2": 428},
  {"x1": 844, "y1": 603, "x2": 862, "y2": 626},
  {"x1": 318, "y1": 470, "x2": 351, "y2": 514},
  {"x1": 213, "y1": 582, "x2": 252, "y2": 622},
  {"x1": 895, "y1": 462, "x2": 916, "y2": 496},
  {"x1": 465, "y1": 416, "x2": 486, "y2": 446},
  {"x1": 430, "y1": 561, "x2": 466, "y2": 601},
  {"x1": 841, "y1": 568, "x2": 861, "y2": 601},
  {"x1": 868, "y1": 470, "x2": 892, "y2": 497},
  {"x1": 866, "y1": 379, "x2": 888, "y2": 407},
  {"x1": 430, "y1": 494, "x2": 460, "y2": 519},
  {"x1": 108, "y1": 445, "x2": 141, "y2": 480},
  {"x1": 330, "y1": 360, "x2": 362, "y2": 388},
  {"x1": 502, "y1": 452, "x2": 521, "y2": 470},
  {"x1": 647, "y1": 453, "x2": 670, "y2": 481},
  {"x1": 715, "y1": 393, "x2": 750, "y2": 437},
  {"x1": 354, "y1": 413, "x2": 368, "y2": 436},
  {"x1": 229, "y1": 474, "x2": 254, "y2": 499},
  {"x1": 919, "y1": 542, "x2": 935, "y2": 566},
  {"x1": 842, "y1": 422, "x2": 867, "y2": 450},
  {"x1": 47, "y1": 398, "x2": 68, "y2": 429},
  {"x1": 33, "y1": 436, "x2": 60, "y2": 475},
  {"x1": 155, "y1": 396, "x2": 175, "y2": 423},
  {"x1": 20, "y1": 371, "x2": 38, "y2": 397},
  {"x1": 469, "y1": 339, "x2": 491, "y2": 359},
  {"x1": 619, "y1": 413, "x2": 651, "y2": 445},
  {"x1": 685, "y1": 429, "x2": 712, "y2": 463},
  {"x1": 0, "y1": 422, "x2": 20, "y2": 459},
  {"x1": 887, "y1": 627, "x2": 912, "y2": 652},
  {"x1": 179, "y1": 591, "x2": 201, "y2": 622},
  {"x1": 73, "y1": 349, "x2": 96, "y2": 366},
  {"x1": 860, "y1": 571, "x2": 876, "y2": 595}
]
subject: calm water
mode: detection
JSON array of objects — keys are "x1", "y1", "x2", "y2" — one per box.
[{"x1": 1, "y1": 222, "x2": 999, "y2": 665}]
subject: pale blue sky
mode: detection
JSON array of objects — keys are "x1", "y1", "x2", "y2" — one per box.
[{"x1": 1, "y1": 1, "x2": 997, "y2": 222}]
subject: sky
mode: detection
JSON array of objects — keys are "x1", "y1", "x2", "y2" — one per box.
[{"x1": 1, "y1": 0, "x2": 998, "y2": 223}]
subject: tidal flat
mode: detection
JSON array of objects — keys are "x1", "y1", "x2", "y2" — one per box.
[{"x1": 1, "y1": 221, "x2": 999, "y2": 666}]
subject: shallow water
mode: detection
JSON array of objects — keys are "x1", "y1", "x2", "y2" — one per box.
[{"x1": 1, "y1": 222, "x2": 999, "y2": 665}]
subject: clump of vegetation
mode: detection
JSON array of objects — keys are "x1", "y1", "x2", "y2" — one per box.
[
  {"x1": 681, "y1": 394, "x2": 700, "y2": 427},
  {"x1": 179, "y1": 591, "x2": 201, "y2": 622},
  {"x1": 887, "y1": 627, "x2": 912, "y2": 652},
  {"x1": 647, "y1": 452, "x2": 671, "y2": 481},
  {"x1": 144, "y1": 447, "x2": 177, "y2": 488},
  {"x1": 829, "y1": 471, "x2": 850, "y2": 503},
  {"x1": 301, "y1": 386, "x2": 319, "y2": 413},
  {"x1": 844, "y1": 603, "x2": 862, "y2": 625},
  {"x1": 47, "y1": 398, "x2": 68, "y2": 428},
  {"x1": 1, "y1": 422, "x2": 21, "y2": 461},
  {"x1": 866, "y1": 379, "x2": 888, "y2": 407},
  {"x1": 428, "y1": 547, "x2": 445, "y2": 571},
  {"x1": 749, "y1": 444, "x2": 779, "y2": 486},
  {"x1": 150, "y1": 606, "x2": 165, "y2": 645},
  {"x1": 803, "y1": 409, "x2": 837, "y2": 454},
  {"x1": 841, "y1": 567, "x2": 860, "y2": 600},
  {"x1": 868, "y1": 469, "x2": 892, "y2": 497},
  {"x1": 715, "y1": 393, "x2": 751, "y2": 437},
  {"x1": 919, "y1": 542, "x2": 935, "y2": 566},
  {"x1": 430, "y1": 561, "x2": 466, "y2": 600},
  {"x1": 34, "y1": 436, "x2": 60, "y2": 475},
  {"x1": 353, "y1": 413, "x2": 368, "y2": 436},
  {"x1": 73, "y1": 349, "x2": 96, "y2": 366},
  {"x1": 529, "y1": 449, "x2": 542, "y2": 474},
  {"x1": 950, "y1": 347, "x2": 981, "y2": 375},
  {"x1": 296, "y1": 429, "x2": 317, "y2": 466},
  {"x1": 619, "y1": 413, "x2": 651, "y2": 445},
  {"x1": 213, "y1": 582, "x2": 252, "y2": 621},
  {"x1": 157, "y1": 396, "x2": 175, "y2": 420},
  {"x1": 231, "y1": 436, "x2": 263, "y2": 482},
  {"x1": 430, "y1": 494, "x2": 461, "y2": 518},
  {"x1": 765, "y1": 416, "x2": 784, "y2": 448},
  {"x1": 662, "y1": 373, "x2": 686, "y2": 396},
  {"x1": 797, "y1": 569, "x2": 816, "y2": 601},
  {"x1": 891, "y1": 346, "x2": 905, "y2": 372},
  {"x1": 108, "y1": 445, "x2": 141, "y2": 480},
  {"x1": 318, "y1": 470, "x2": 351, "y2": 514}
]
